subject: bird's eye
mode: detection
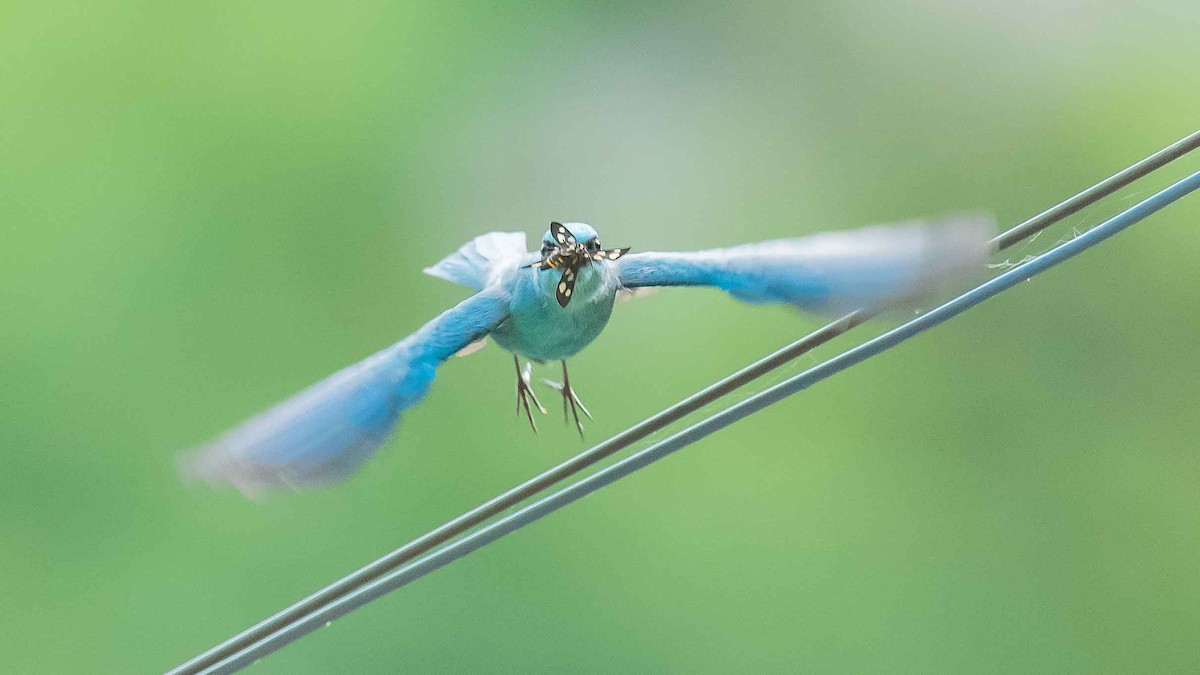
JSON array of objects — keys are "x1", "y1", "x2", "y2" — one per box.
[
  {"x1": 588, "y1": 240, "x2": 601, "y2": 251},
  {"x1": 541, "y1": 243, "x2": 554, "y2": 255}
]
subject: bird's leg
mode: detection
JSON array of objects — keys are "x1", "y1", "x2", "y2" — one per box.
[
  {"x1": 543, "y1": 360, "x2": 592, "y2": 438},
  {"x1": 513, "y1": 355, "x2": 546, "y2": 432}
]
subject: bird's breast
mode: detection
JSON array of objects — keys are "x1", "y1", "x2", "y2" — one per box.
[{"x1": 490, "y1": 263, "x2": 619, "y2": 361}]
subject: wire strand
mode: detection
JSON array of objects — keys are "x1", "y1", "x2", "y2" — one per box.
[{"x1": 171, "y1": 130, "x2": 1200, "y2": 674}]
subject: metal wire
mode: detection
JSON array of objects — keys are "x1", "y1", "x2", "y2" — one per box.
[{"x1": 172, "y1": 130, "x2": 1200, "y2": 674}]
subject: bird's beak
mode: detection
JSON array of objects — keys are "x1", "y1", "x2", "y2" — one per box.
[
  {"x1": 561, "y1": 247, "x2": 586, "y2": 269},
  {"x1": 523, "y1": 243, "x2": 585, "y2": 271}
]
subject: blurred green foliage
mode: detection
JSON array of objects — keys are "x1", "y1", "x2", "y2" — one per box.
[{"x1": 2, "y1": 1, "x2": 1199, "y2": 672}]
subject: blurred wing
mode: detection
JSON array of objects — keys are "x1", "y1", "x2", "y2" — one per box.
[
  {"x1": 614, "y1": 217, "x2": 993, "y2": 314},
  {"x1": 423, "y1": 231, "x2": 529, "y2": 290},
  {"x1": 180, "y1": 285, "x2": 511, "y2": 496}
]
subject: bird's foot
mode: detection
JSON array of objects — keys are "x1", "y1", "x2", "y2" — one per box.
[
  {"x1": 514, "y1": 359, "x2": 547, "y2": 432},
  {"x1": 544, "y1": 363, "x2": 592, "y2": 438}
]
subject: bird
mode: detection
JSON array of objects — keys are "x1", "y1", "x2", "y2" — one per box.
[{"x1": 181, "y1": 218, "x2": 991, "y2": 496}]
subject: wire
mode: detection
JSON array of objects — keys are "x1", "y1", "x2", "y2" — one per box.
[{"x1": 171, "y1": 130, "x2": 1200, "y2": 674}]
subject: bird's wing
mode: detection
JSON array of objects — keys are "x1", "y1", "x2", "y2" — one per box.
[
  {"x1": 423, "y1": 231, "x2": 530, "y2": 290},
  {"x1": 614, "y1": 217, "x2": 992, "y2": 314},
  {"x1": 180, "y1": 285, "x2": 512, "y2": 496}
]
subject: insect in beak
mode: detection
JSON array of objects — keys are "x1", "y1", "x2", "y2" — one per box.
[{"x1": 523, "y1": 222, "x2": 630, "y2": 307}]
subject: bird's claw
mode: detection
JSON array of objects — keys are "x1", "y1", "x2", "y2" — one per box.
[
  {"x1": 521, "y1": 362, "x2": 548, "y2": 415},
  {"x1": 542, "y1": 379, "x2": 593, "y2": 420},
  {"x1": 543, "y1": 368, "x2": 591, "y2": 438},
  {"x1": 514, "y1": 359, "x2": 546, "y2": 432}
]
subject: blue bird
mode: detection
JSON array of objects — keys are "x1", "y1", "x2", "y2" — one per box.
[{"x1": 182, "y1": 218, "x2": 990, "y2": 496}]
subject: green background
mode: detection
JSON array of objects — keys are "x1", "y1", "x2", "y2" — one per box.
[{"x1": 3, "y1": 2, "x2": 1199, "y2": 672}]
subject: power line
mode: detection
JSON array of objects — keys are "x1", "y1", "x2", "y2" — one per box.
[{"x1": 172, "y1": 130, "x2": 1200, "y2": 674}]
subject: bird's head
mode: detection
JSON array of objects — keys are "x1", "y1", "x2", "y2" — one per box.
[{"x1": 526, "y1": 222, "x2": 630, "y2": 307}]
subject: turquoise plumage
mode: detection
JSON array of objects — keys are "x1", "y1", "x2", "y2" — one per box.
[{"x1": 182, "y1": 218, "x2": 990, "y2": 495}]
